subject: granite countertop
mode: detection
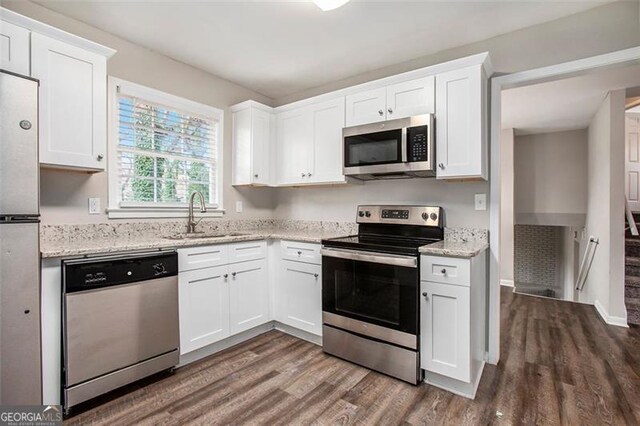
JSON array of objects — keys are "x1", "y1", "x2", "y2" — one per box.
[
  {"x1": 418, "y1": 240, "x2": 489, "y2": 258},
  {"x1": 40, "y1": 229, "x2": 349, "y2": 259}
]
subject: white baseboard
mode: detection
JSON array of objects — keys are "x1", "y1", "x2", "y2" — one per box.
[
  {"x1": 500, "y1": 279, "x2": 514, "y2": 287},
  {"x1": 594, "y1": 299, "x2": 628, "y2": 328}
]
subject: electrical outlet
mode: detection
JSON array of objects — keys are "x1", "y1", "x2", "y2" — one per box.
[
  {"x1": 235, "y1": 201, "x2": 243, "y2": 213},
  {"x1": 474, "y1": 193, "x2": 487, "y2": 211},
  {"x1": 88, "y1": 197, "x2": 101, "y2": 215}
]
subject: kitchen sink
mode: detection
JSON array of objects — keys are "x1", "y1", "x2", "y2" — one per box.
[{"x1": 163, "y1": 232, "x2": 248, "y2": 240}]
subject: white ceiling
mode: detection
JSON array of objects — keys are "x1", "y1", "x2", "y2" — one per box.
[
  {"x1": 33, "y1": 0, "x2": 611, "y2": 100},
  {"x1": 502, "y1": 64, "x2": 640, "y2": 135}
]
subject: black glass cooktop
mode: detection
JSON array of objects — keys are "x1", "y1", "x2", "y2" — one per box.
[{"x1": 322, "y1": 234, "x2": 441, "y2": 256}]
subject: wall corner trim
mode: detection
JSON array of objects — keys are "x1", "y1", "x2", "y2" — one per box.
[
  {"x1": 500, "y1": 279, "x2": 514, "y2": 287},
  {"x1": 594, "y1": 299, "x2": 629, "y2": 328}
]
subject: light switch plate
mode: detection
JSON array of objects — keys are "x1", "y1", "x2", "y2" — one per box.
[
  {"x1": 235, "y1": 201, "x2": 243, "y2": 213},
  {"x1": 88, "y1": 197, "x2": 101, "y2": 214},
  {"x1": 475, "y1": 193, "x2": 487, "y2": 211}
]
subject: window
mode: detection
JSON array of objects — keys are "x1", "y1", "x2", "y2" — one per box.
[{"x1": 108, "y1": 78, "x2": 223, "y2": 218}]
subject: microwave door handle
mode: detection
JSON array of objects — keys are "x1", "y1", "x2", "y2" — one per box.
[
  {"x1": 401, "y1": 128, "x2": 408, "y2": 162},
  {"x1": 320, "y1": 248, "x2": 417, "y2": 268}
]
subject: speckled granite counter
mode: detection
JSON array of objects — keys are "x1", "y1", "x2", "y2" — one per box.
[
  {"x1": 419, "y1": 227, "x2": 489, "y2": 258},
  {"x1": 40, "y1": 219, "x2": 356, "y2": 258},
  {"x1": 419, "y1": 240, "x2": 489, "y2": 258}
]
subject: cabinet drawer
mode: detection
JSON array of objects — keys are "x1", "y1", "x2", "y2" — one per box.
[
  {"x1": 178, "y1": 245, "x2": 228, "y2": 272},
  {"x1": 280, "y1": 240, "x2": 321, "y2": 264},
  {"x1": 228, "y1": 240, "x2": 267, "y2": 264},
  {"x1": 420, "y1": 255, "x2": 470, "y2": 286}
]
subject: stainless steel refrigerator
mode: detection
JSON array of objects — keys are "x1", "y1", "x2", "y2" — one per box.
[{"x1": 0, "y1": 69, "x2": 42, "y2": 404}]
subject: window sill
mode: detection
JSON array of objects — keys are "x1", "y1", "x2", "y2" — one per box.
[{"x1": 107, "y1": 207, "x2": 225, "y2": 220}]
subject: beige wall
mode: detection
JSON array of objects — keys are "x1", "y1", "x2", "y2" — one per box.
[
  {"x1": 514, "y1": 129, "x2": 588, "y2": 216},
  {"x1": 583, "y1": 90, "x2": 626, "y2": 322},
  {"x1": 276, "y1": 1, "x2": 640, "y2": 106},
  {"x1": 500, "y1": 129, "x2": 514, "y2": 285},
  {"x1": 3, "y1": 0, "x2": 277, "y2": 224}
]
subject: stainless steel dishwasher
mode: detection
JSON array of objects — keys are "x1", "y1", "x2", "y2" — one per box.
[{"x1": 62, "y1": 251, "x2": 179, "y2": 413}]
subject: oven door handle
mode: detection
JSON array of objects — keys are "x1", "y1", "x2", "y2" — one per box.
[{"x1": 320, "y1": 248, "x2": 417, "y2": 268}]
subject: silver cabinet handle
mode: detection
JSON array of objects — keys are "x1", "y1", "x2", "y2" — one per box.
[
  {"x1": 422, "y1": 292, "x2": 428, "y2": 300},
  {"x1": 438, "y1": 163, "x2": 445, "y2": 169},
  {"x1": 378, "y1": 109, "x2": 384, "y2": 116},
  {"x1": 387, "y1": 108, "x2": 393, "y2": 114},
  {"x1": 97, "y1": 154, "x2": 104, "y2": 161},
  {"x1": 224, "y1": 273, "x2": 228, "y2": 279},
  {"x1": 441, "y1": 268, "x2": 447, "y2": 274},
  {"x1": 254, "y1": 174, "x2": 259, "y2": 178},
  {"x1": 297, "y1": 251, "x2": 302, "y2": 256},
  {"x1": 308, "y1": 173, "x2": 312, "y2": 177},
  {"x1": 314, "y1": 273, "x2": 319, "y2": 278},
  {"x1": 301, "y1": 173, "x2": 306, "y2": 178},
  {"x1": 232, "y1": 272, "x2": 237, "y2": 278}
]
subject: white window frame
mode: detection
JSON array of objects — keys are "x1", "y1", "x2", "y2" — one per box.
[{"x1": 107, "y1": 77, "x2": 224, "y2": 219}]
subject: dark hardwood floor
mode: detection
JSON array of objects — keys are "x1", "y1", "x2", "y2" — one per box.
[{"x1": 66, "y1": 287, "x2": 640, "y2": 425}]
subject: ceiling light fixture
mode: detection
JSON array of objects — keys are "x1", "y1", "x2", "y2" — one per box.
[{"x1": 312, "y1": 0, "x2": 350, "y2": 11}]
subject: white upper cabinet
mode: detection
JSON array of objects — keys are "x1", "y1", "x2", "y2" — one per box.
[
  {"x1": 232, "y1": 101, "x2": 273, "y2": 186},
  {"x1": 345, "y1": 87, "x2": 386, "y2": 126},
  {"x1": 345, "y1": 76, "x2": 434, "y2": 127},
  {"x1": 435, "y1": 64, "x2": 487, "y2": 180},
  {"x1": 309, "y1": 97, "x2": 345, "y2": 184},
  {"x1": 386, "y1": 77, "x2": 435, "y2": 120},
  {"x1": 276, "y1": 106, "x2": 314, "y2": 185},
  {"x1": 275, "y1": 97, "x2": 346, "y2": 186},
  {"x1": 0, "y1": 20, "x2": 30, "y2": 75},
  {"x1": 32, "y1": 33, "x2": 108, "y2": 171}
]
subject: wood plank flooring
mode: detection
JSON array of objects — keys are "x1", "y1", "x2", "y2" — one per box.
[{"x1": 66, "y1": 287, "x2": 640, "y2": 425}]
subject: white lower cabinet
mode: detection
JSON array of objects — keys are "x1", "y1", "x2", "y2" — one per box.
[
  {"x1": 278, "y1": 259, "x2": 322, "y2": 336},
  {"x1": 178, "y1": 242, "x2": 269, "y2": 355},
  {"x1": 420, "y1": 251, "x2": 487, "y2": 399},
  {"x1": 420, "y1": 281, "x2": 470, "y2": 382},
  {"x1": 179, "y1": 265, "x2": 230, "y2": 354},
  {"x1": 229, "y1": 259, "x2": 269, "y2": 335}
]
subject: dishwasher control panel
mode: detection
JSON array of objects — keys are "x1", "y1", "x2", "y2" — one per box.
[{"x1": 63, "y1": 251, "x2": 178, "y2": 293}]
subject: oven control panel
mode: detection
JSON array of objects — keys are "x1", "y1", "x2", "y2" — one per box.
[{"x1": 357, "y1": 205, "x2": 442, "y2": 226}]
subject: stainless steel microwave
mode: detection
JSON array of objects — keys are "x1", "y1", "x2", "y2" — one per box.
[{"x1": 342, "y1": 114, "x2": 435, "y2": 180}]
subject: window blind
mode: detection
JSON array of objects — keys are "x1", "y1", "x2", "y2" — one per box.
[{"x1": 116, "y1": 92, "x2": 218, "y2": 207}]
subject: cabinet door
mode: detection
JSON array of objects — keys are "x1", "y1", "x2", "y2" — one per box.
[
  {"x1": 276, "y1": 107, "x2": 313, "y2": 185},
  {"x1": 345, "y1": 87, "x2": 386, "y2": 126},
  {"x1": 435, "y1": 65, "x2": 485, "y2": 179},
  {"x1": 229, "y1": 259, "x2": 269, "y2": 334},
  {"x1": 179, "y1": 265, "x2": 230, "y2": 354},
  {"x1": 420, "y1": 281, "x2": 470, "y2": 382},
  {"x1": 31, "y1": 33, "x2": 107, "y2": 171},
  {"x1": 0, "y1": 20, "x2": 30, "y2": 75},
  {"x1": 279, "y1": 260, "x2": 322, "y2": 336},
  {"x1": 309, "y1": 97, "x2": 345, "y2": 183},
  {"x1": 232, "y1": 108, "x2": 252, "y2": 185},
  {"x1": 251, "y1": 108, "x2": 272, "y2": 185},
  {"x1": 386, "y1": 76, "x2": 434, "y2": 120}
]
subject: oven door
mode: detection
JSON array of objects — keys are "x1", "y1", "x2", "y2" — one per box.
[{"x1": 321, "y1": 248, "x2": 419, "y2": 348}]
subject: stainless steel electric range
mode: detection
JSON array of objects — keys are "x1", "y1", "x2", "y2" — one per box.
[{"x1": 321, "y1": 205, "x2": 444, "y2": 384}]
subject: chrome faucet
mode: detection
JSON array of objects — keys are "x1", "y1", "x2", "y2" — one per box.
[{"x1": 187, "y1": 191, "x2": 207, "y2": 234}]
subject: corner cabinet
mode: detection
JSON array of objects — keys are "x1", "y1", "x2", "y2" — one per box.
[
  {"x1": 232, "y1": 101, "x2": 273, "y2": 186},
  {"x1": 276, "y1": 97, "x2": 345, "y2": 186},
  {"x1": 435, "y1": 64, "x2": 488, "y2": 180},
  {"x1": 420, "y1": 251, "x2": 487, "y2": 399}
]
